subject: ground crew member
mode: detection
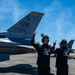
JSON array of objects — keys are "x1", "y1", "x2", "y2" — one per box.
[
  {"x1": 53, "y1": 39, "x2": 69, "y2": 75},
  {"x1": 31, "y1": 32, "x2": 56, "y2": 75}
]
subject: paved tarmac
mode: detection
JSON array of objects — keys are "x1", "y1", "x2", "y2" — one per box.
[{"x1": 0, "y1": 53, "x2": 75, "y2": 75}]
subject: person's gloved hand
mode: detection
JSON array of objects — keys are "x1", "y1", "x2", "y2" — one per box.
[{"x1": 41, "y1": 33, "x2": 44, "y2": 37}]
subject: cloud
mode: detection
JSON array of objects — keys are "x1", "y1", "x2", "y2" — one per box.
[
  {"x1": 43, "y1": 0, "x2": 63, "y2": 40},
  {"x1": 0, "y1": 0, "x2": 27, "y2": 25},
  {"x1": 43, "y1": 0, "x2": 74, "y2": 37},
  {"x1": 0, "y1": 0, "x2": 75, "y2": 48},
  {"x1": 41, "y1": 0, "x2": 75, "y2": 47}
]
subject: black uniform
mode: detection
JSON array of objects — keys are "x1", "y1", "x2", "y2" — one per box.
[
  {"x1": 53, "y1": 46, "x2": 69, "y2": 75},
  {"x1": 31, "y1": 36, "x2": 55, "y2": 75}
]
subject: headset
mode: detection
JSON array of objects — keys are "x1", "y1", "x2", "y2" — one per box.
[
  {"x1": 60, "y1": 39, "x2": 67, "y2": 46},
  {"x1": 42, "y1": 35, "x2": 49, "y2": 43}
]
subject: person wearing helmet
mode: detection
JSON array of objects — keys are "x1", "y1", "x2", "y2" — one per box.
[
  {"x1": 31, "y1": 32, "x2": 56, "y2": 75},
  {"x1": 53, "y1": 39, "x2": 69, "y2": 75}
]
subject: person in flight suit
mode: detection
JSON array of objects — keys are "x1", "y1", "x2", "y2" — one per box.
[
  {"x1": 31, "y1": 32, "x2": 56, "y2": 75},
  {"x1": 53, "y1": 39, "x2": 69, "y2": 75}
]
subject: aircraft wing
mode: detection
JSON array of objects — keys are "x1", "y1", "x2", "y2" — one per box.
[{"x1": 17, "y1": 45, "x2": 34, "y2": 49}]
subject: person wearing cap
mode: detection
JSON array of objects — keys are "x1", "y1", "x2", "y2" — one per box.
[
  {"x1": 31, "y1": 32, "x2": 56, "y2": 75},
  {"x1": 53, "y1": 39, "x2": 69, "y2": 75}
]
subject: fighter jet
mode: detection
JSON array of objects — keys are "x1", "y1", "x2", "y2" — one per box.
[
  {"x1": 0, "y1": 11, "x2": 44, "y2": 54},
  {"x1": 67, "y1": 40, "x2": 75, "y2": 52},
  {"x1": 66, "y1": 40, "x2": 75, "y2": 59}
]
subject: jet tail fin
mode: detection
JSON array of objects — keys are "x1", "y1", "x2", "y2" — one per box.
[
  {"x1": 67, "y1": 40, "x2": 74, "y2": 49},
  {"x1": 7, "y1": 11, "x2": 44, "y2": 39}
]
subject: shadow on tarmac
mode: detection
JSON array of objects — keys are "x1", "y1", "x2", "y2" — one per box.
[{"x1": 0, "y1": 64, "x2": 54, "y2": 75}]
